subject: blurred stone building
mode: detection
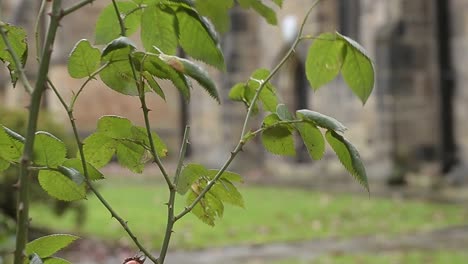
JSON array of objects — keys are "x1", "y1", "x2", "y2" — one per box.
[{"x1": 1, "y1": 0, "x2": 467, "y2": 185}]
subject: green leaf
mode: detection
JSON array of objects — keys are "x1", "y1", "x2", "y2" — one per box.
[
  {"x1": 39, "y1": 170, "x2": 86, "y2": 201},
  {"x1": 67, "y1": 39, "x2": 101, "y2": 79},
  {"x1": 195, "y1": 0, "x2": 233, "y2": 33},
  {"x1": 115, "y1": 141, "x2": 146, "y2": 173},
  {"x1": 238, "y1": 0, "x2": 277, "y2": 25},
  {"x1": 297, "y1": 109, "x2": 347, "y2": 133},
  {"x1": 100, "y1": 46, "x2": 139, "y2": 96},
  {"x1": 0, "y1": 125, "x2": 24, "y2": 161},
  {"x1": 276, "y1": 104, "x2": 294, "y2": 121},
  {"x1": 296, "y1": 122, "x2": 325, "y2": 160},
  {"x1": 132, "y1": 126, "x2": 168, "y2": 158},
  {"x1": 82, "y1": 133, "x2": 117, "y2": 168},
  {"x1": 306, "y1": 32, "x2": 345, "y2": 90},
  {"x1": 261, "y1": 126, "x2": 295, "y2": 156},
  {"x1": 270, "y1": 0, "x2": 283, "y2": 7},
  {"x1": 187, "y1": 186, "x2": 224, "y2": 226},
  {"x1": 0, "y1": 157, "x2": 10, "y2": 171},
  {"x1": 228, "y1": 83, "x2": 246, "y2": 102},
  {"x1": 43, "y1": 258, "x2": 72, "y2": 264},
  {"x1": 33, "y1": 132, "x2": 67, "y2": 168},
  {"x1": 338, "y1": 32, "x2": 375, "y2": 104},
  {"x1": 133, "y1": 52, "x2": 191, "y2": 100},
  {"x1": 26, "y1": 234, "x2": 79, "y2": 259},
  {"x1": 160, "y1": 54, "x2": 219, "y2": 102},
  {"x1": 0, "y1": 23, "x2": 28, "y2": 86},
  {"x1": 97, "y1": 115, "x2": 134, "y2": 139},
  {"x1": 29, "y1": 253, "x2": 43, "y2": 264},
  {"x1": 208, "y1": 170, "x2": 243, "y2": 182},
  {"x1": 176, "y1": 6, "x2": 225, "y2": 70},
  {"x1": 177, "y1": 163, "x2": 208, "y2": 195},
  {"x1": 247, "y1": 69, "x2": 278, "y2": 112},
  {"x1": 94, "y1": 1, "x2": 142, "y2": 45},
  {"x1": 142, "y1": 71, "x2": 166, "y2": 100},
  {"x1": 141, "y1": 4, "x2": 178, "y2": 54},
  {"x1": 101, "y1": 36, "x2": 136, "y2": 57},
  {"x1": 325, "y1": 130, "x2": 369, "y2": 192},
  {"x1": 207, "y1": 170, "x2": 244, "y2": 207},
  {"x1": 62, "y1": 158, "x2": 104, "y2": 181}
]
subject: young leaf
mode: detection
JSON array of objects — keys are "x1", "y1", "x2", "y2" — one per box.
[
  {"x1": 0, "y1": 23, "x2": 28, "y2": 86},
  {"x1": 141, "y1": 4, "x2": 178, "y2": 54},
  {"x1": 101, "y1": 36, "x2": 136, "y2": 57},
  {"x1": 187, "y1": 186, "x2": 224, "y2": 226},
  {"x1": 82, "y1": 133, "x2": 117, "y2": 168},
  {"x1": 115, "y1": 141, "x2": 146, "y2": 173},
  {"x1": 209, "y1": 177, "x2": 244, "y2": 208},
  {"x1": 67, "y1": 39, "x2": 101, "y2": 79},
  {"x1": 0, "y1": 125, "x2": 24, "y2": 161},
  {"x1": 57, "y1": 166, "x2": 85, "y2": 185},
  {"x1": 100, "y1": 47, "x2": 139, "y2": 96},
  {"x1": 306, "y1": 32, "x2": 345, "y2": 90},
  {"x1": 0, "y1": 157, "x2": 10, "y2": 171},
  {"x1": 276, "y1": 104, "x2": 294, "y2": 121},
  {"x1": 94, "y1": 1, "x2": 142, "y2": 45},
  {"x1": 238, "y1": 0, "x2": 277, "y2": 25},
  {"x1": 195, "y1": 0, "x2": 233, "y2": 33},
  {"x1": 296, "y1": 122, "x2": 325, "y2": 160},
  {"x1": 176, "y1": 6, "x2": 225, "y2": 70},
  {"x1": 62, "y1": 158, "x2": 104, "y2": 181},
  {"x1": 207, "y1": 169, "x2": 243, "y2": 182},
  {"x1": 325, "y1": 130, "x2": 369, "y2": 192},
  {"x1": 177, "y1": 163, "x2": 209, "y2": 195},
  {"x1": 26, "y1": 234, "x2": 79, "y2": 259},
  {"x1": 247, "y1": 69, "x2": 278, "y2": 112},
  {"x1": 33, "y1": 132, "x2": 67, "y2": 168},
  {"x1": 338, "y1": 33, "x2": 375, "y2": 104},
  {"x1": 38, "y1": 171, "x2": 86, "y2": 201},
  {"x1": 261, "y1": 126, "x2": 296, "y2": 156},
  {"x1": 142, "y1": 71, "x2": 166, "y2": 100},
  {"x1": 97, "y1": 115, "x2": 134, "y2": 139},
  {"x1": 297, "y1": 109, "x2": 347, "y2": 133},
  {"x1": 228, "y1": 83, "x2": 246, "y2": 102},
  {"x1": 160, "y1": 54, "x2": 220, "y2": 102},
  {"x1": 132, "y1": 126, "x2": 168, "y2": 158}
]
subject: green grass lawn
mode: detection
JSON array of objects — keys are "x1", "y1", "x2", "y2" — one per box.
[
  {"x1": 30, "y1": 178, "x2": 467, "y2": 250},
  {"x1": 273, "y1": 250, "x2": 468, "y2": 264}
]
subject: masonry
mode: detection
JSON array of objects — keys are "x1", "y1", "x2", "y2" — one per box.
[{"x1": 1, "y1": 0, "x2": 467, "y2": 185}]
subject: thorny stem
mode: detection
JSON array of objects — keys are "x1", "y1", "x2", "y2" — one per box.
[
  {"x1": 34, "y1": 0, "x2": 47, "y2": 63},
  {"x1": 174, "y1": 126, "x2": 190, "y2": 186},
  {"x1": 47, "y1": 79, "x2": 160, "y2": 264},
  {"x1": 0, "y1": 24, "x2": 34, "y2": 94},
  {"x1": 111, "y1": 0, "x2": 127, "y2": 36},
  {"x1": 177, "y1": 0, "x2": 321, "y2": 222},
  {"x1": 69, "y1": 62, "x2": 109, "y2": 109},
  {"x1": 13, "y1": 1, "x2": 63, "y2": 263},
  {"x1": 62, "y1": 0, "x2": 95, "y2": 17}
]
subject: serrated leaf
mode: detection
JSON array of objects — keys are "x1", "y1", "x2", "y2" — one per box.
[
  {"x1": 33, "y1": 132, "x2": 67, "y2": 168},
  {"x1": 0, "y1": 125, "x2": 24, "y2": 161},
  {"x1": 57, "y1": 166, "x2": 84, "y2": 185},
  {"x1": 296, "y1": 122, "x2": 325, "y2": 160},
  {"x1": 62, "y1": 158, "x2": 104, "y2": 181},
  {"x1": 101, "y1": 36, "x2": 136, "y2": 57},
  {"x1": 43, "y1": 257, "x2": 72, "y2": 264},
  {"x1": 132, "y1": 126, "x2": 168, "y2": 158},
  {"x1": 0, "y1": 157, "x2": 10, "y2": 171},
  {"x1": 94, "y1": 1, "x2": 142, "y2": 45},
  {"x1": 160, "y1": 54, "x2": 219, "y2": 102},
  {"x1": 142, "y1": 71, "x2": 166, "y2": 100},
  {"x1": 38, "y1": 170, "x2": 86, "y2": 201},
  {"x1": 100, "y1": 46, "x2": 139, "y2": 96},
  {"x1": 26, "y1": 234, "x2": 79, "y2": 259},
  {"x1": 0, "y1": 23, "x2": 28, "y2": 86},
  {"x1": 141, "y1": 4, "x2": 178, "y2": 54},
  {"x1": 195, "y1": 0, "x2": 233, "y2": 33},
  {"x1": 133, "y1": 52, "x2": 191, "y2": 100},
  {"x1": 306, "y1": 32, "x2": 345, "y2": 90},
  {"x1": 238, "y1": 0, "x2": 277, "y2": 25},
  {"x1": 261, "y1": 126, "x2": 295, "y2": 156},
  {"x1": 176, "y1": 6, "x2": 225, "y2": 70},
  {"x1": 187, "y1": 185, "x2": 223, "y2": 226},
  {"x1": 337, "y1": 32, "x2": 375, "y2": 104},
  {"x1": 276, "y1": 104, "x2": 294, "y2": 121},
  {"x1": 115, "y1": 141, "x2": 146, "y2": 173},
  {"x1": 67, "y1": 39, "x2": 101, "y2": 79},
  {"x1": 207, "y1": 169, "x2": 244, "y2": 182},
  {"x1": 207, "y1": 170, "x2": 244, "y2": 208},
  {"x1": 325, "y1": 130, "x2": 369, "y2": 192},
  {"x1": 82, "y1": 133, "x2": 117, "y2": 168},
  {"x1": 177, "y1": 163, "x2": 208, "y2": 194},
  {"x1": 297, "y1": 109, "x2": 347, "y2": 133},
  {"x1": 97, "y1": 115, "x2": 134, "y2": 139},
  {"x1": 262, "y1": 113, "x2": 281, "y2": 127}
]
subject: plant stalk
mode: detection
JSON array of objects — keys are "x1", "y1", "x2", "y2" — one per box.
[
  {"x1": 13, "y1": 1, "x2": 62, "y2": 263},
  {"x1": 62, "y1": 0, "x2": 95, "y2": 17}
]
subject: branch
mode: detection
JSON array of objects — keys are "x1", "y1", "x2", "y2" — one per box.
[
  {"x1": 14, "y1": 0, "x2": 63, "y2": 263},
  {"x1": 34, "y1": 0, "x2": 47, "y2": 63},
  {"x1": 0, "y1": 23, "x2": 34, "y2": 94},
  {"x1": 62, "y1": 0, "x2": 96, "y2": 17}
]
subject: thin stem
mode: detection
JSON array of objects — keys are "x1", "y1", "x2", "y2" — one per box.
[
  {"x1": 62, "y1": 0, "x2": 95, "y2": 17},
  {"x1": 47, "y1": 78, "x2": 160, "y2": 264},
  {"x1": 174, "y1": 126, "x2": 190, "y2": 186},
  {"x1": 34, "y1": 0, "x2": 47, "y2": 63},
  {"x1": 111, "y1": 0, "x2": 127, "y2": 36},
  {"x1": 70, "y1": 62, "x2": 108, "y2": 109},
  {"x1": 0, "y1": 23, "x2": 34, "y2": 94},
  {"x1": 14, "y1": 1, "x2": 62, "y2": 263},
  {"x1": 175, "y1": 0, "x2": 322, "y2": 222}
]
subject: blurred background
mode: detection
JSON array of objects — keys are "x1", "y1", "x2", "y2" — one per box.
[{"x1": 1, "y1": 0, "x2": 467, "y2": 263}]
